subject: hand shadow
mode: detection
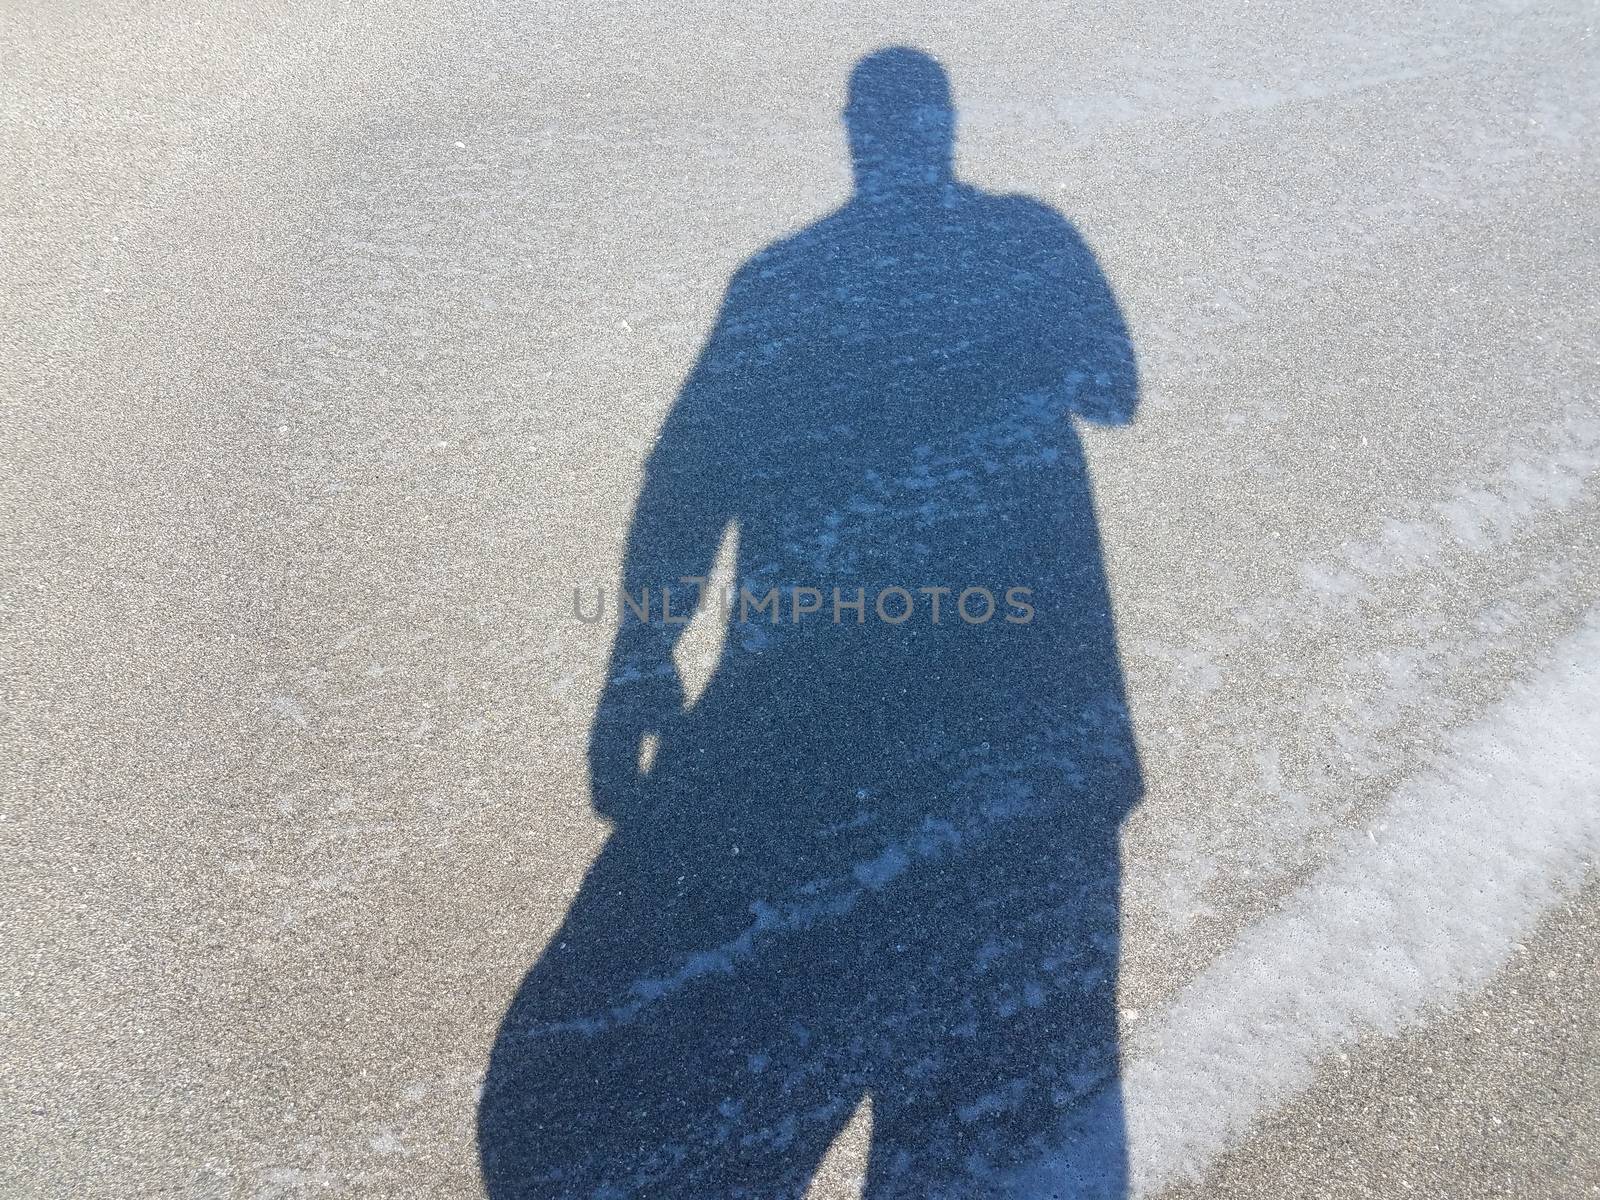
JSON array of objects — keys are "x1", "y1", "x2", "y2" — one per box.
[{"x1": 479, "y1": 46, "x2": 1142, "y2": 1200}]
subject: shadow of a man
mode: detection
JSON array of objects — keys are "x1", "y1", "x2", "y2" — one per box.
[{"x1": 480, "y1": 46, "x2": 1141, "y2": 1200}]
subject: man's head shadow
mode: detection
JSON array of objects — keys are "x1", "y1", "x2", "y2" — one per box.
[
  {"x1": 479, "y1": 46, "x2": 1142, "y2": 1200},
  {"x1": 845, "y1": 47, "x2": 956, "y2": 198}
]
